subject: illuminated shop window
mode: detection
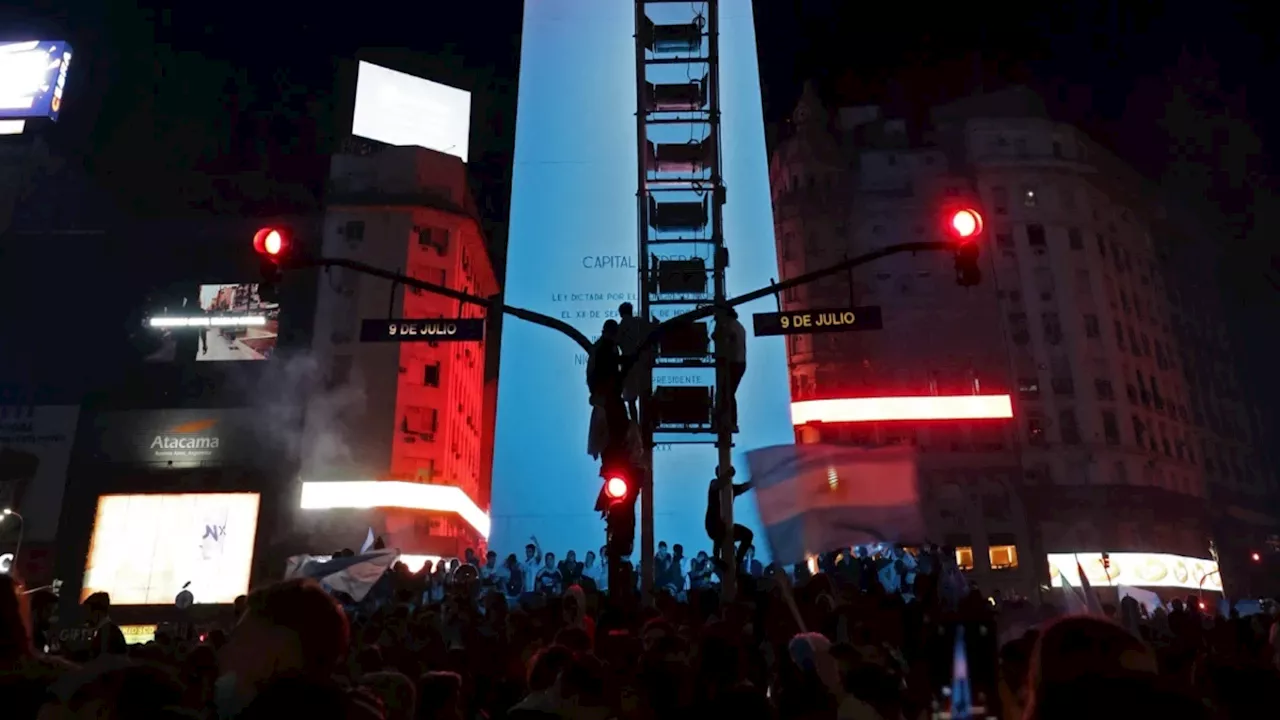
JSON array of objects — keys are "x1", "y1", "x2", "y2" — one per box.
[
  {"x1": 989, "y1": 545, "x2": 1020, "y2": 570},
  {"x1": 955, "y1": 546, "x2": 975, "y2": 571}
]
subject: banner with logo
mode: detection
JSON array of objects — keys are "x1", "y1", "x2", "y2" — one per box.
[
  {"x1": 90, "y1": 409, "x2": 269, "y2": 467},
  {"x1": 0, "y1": 405, "x2": 80, "y2": 544}
]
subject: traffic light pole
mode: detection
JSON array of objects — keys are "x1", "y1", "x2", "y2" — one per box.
[
  {"x1": 304, "y1": 256, "x2": 594, "y2": 352},
  {"x1": 277, "y1": 238, "x2": 962, "y2": 578}
]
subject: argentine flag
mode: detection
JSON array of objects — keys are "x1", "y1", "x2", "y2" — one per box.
[{"x1": 745, "y1": 444, "x2": 925, "y2": 566}]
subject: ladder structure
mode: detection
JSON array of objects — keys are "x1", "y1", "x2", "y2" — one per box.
[{"x1": 633, "y1": 0, "x2": 734, "y2": 597}]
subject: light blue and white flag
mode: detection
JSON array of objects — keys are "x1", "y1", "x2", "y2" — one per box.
[
  {"x1": 745, "y1": 444, "x2": 925, "y2": 566},
  {"x1": 285, "y1": 549, "x2": 399, "y2": 601},
  {"x1": 950, "y1": 626, "x2": 973, "y2": 719}
]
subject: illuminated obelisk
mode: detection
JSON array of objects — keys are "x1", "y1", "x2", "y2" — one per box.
[{"x1": 491, "y1": 0, "x2": 792, "y2": 556}]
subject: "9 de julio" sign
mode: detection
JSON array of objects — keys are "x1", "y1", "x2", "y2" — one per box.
[
  {"x1": 360, "y1": 318, "x2": 485, "y2": 342},
  {"x1": 751, "y1": 306, "x2": 884, "y2": 336}
]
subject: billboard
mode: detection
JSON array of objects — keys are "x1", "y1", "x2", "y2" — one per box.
[
  {"x1": 352, "y1": 61, "x2": 471, "y2": 162},
  {"x1": 0, "y1": 41, "x2": 72, "y2": 121},
  {"x1": 490, "y1": 1, "x2": 793, "y2": 556},
  {"x1": 82, "y1": 493, "x2": 260, "y2": 605},
  {"x1": 0, "y1": 405, "x2": 79, "y2": 544},
  {"x1": 90, "y1": 408, "x2": 269, "y2": 468},
  {"x1": 144, "y1": 283, "x2": 280, "y2": 362}
]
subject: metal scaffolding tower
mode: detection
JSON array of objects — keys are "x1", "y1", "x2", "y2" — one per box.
[{"x1": 633, "y1": 0, "x2": 736, "y2": 598}]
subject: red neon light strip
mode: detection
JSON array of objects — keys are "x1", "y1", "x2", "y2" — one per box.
[{"x1": 791, "y1": 394, "x2": 1014, "y2": 425}]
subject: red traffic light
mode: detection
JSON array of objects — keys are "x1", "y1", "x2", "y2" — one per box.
[
  {"x1": 253, "y1": 227, "x2": 287, "y2": 259},
  {"x1": 604, "y1": 475, "x2": 630, "y2": 501},
  {"x1": 946, "y1": 208, "x2": 984, "y2": 241}
]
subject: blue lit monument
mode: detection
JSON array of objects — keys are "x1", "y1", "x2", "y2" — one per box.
[{"x1": 491, "y1": 0, "x2": 792, "y2": 557}]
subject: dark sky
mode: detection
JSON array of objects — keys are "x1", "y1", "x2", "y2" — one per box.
[{"x1": 3, "y1": 1, "x2": 1276, "y2": 408}]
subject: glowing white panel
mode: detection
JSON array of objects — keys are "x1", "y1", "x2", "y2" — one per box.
[
  {"x1": 791, "y1": 395, "x2": 1015, "y2": 425},
  {"x1": 492, "y1": 1, "x2": 792, "y2": 557},
  {"x1": 0, "y1": 41, "x2": 72, "y2": 121},
  {"x1": 1048, "y1": 552, "x2": 1222, "y2": 592},
  {"x1": 299, "y1": 481, "x2": 491, "y2": 539},
  {"x1": 148, "y1": 315, "x2": 267, "y2": 328},
  {"x1": 0, "y1": 119, "x2": 25, "y2": 135},
  {"x1": 82, "y1": 493, "x2": 260, "y2": 605},
  {"x1": 352, "y1": 61, "x2": 472, "y2": 162}
]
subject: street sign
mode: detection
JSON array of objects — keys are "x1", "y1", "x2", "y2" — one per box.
[
  {"x1": 752, "y1": 306, "x2": 883, "y2": 336},
  {"x1": 360, "y1": 318, "x2": 485, "y2": 342}
]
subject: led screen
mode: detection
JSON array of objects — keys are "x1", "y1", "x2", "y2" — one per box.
[
  {"x1": 0, "y1": 41, "x2": 72, "y2": 121},
  {"x1": 1048, "y1": 552, "x2": 1222, "y2": 592},
  {"x1": 144, "y1": 283, "x2": 280, "y2": 362},
  {"x1": 352, "y1": 61, "x2": 471, "y2": 162},
  {"x1": 491, "y1": 1, "x2": 792, "y2": 557},
  {"x1": 82, "y1": 493, "x2": 260, "y2": 605}
]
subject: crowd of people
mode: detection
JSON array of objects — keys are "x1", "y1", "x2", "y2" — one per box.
[{"x1": 1, "y1": 540, "x2": 1278, "y2": 720}]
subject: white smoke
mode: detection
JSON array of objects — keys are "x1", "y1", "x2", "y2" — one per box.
[{"x1": 236, "y1": 352, "x2": 367, "y2": 477}]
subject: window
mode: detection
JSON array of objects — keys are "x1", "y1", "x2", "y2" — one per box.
[
  {"x1": 1095, "y1": 379, "x2": 1114, "y2": 401},
  {"x1": 417, "y1": 226, "x2": 451, "y2": 254},
  {"x1": 989, "y1": 544, "x2": 1019, "y2": 570},
  {"x1": 423, "y1": 362, "x2": 441, "y2": 387},
  {"x1": 1115, "y1": 321, "x2": 1126, "y2": 350},
  {"x1": 1018, "y1": 378, "x2": 1041, "y2": 399},
  {"x1": 996, "y1": 232, "x2": 1013, "y2": 248},
  {"x1": 1102, "y1": 411, "x2": 1121, "y2": 445},
  {"x1": 955, "y1": 547, "x2": 975, "y2": 571},
  {"x1": 992, "y1": 186, "x2": 1009, "y2": 215},
  {"x1": 1097, "y1": 233, "x2": 1107, "y2": 256},
  {"x1": 343, "y1": 220, "x2": 366, "y2": 241},
  {"x1": 1059, "y1": 409, "x2": 1082, "y2": 444},
  {"x1": 1023, "y1": 187, "x2": 1038, "y2": 207},
  {"x1": 1084, "y1": 314, "x2": 1100, "y2": 338},
  {"x1": 1028, "y1": 417, "x2": 1047, "y2": 446},
  {"x1": 1068, "y1": 227, "x2": 1084, "y2": 250},
  {"x1": 1041, "y1": 312, "x2": 1062, "y2": 344},
  {"x1": 1026, "y1": 224, "x2": 1046, "y2": 246},
  {"x1": 1132, "y1": 416, "x2": 1147, "y2": 447},
  {"x1": 1009, "y1": 313, "x2": 1030, "y2": 345}
]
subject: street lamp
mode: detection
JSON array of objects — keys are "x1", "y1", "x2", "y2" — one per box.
[{"x1": 1, "y1": 509, "x2": 24, "y2": 572}]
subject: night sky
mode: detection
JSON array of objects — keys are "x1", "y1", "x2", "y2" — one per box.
[{"x1": 3, "y1": 1, "x2": 1276, "y2": 421}]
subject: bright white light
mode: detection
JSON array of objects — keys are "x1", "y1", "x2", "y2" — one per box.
[
  {"x1": 149, "y1": 315, "x2": 267, "y2": 329},
  {"x1": 82, "y1": 493, "x2": 261, "y2": 605},
  {"x1": 1048, "y1": 551, "x2": 1222, "y2": 591},
  {"x1": 398, "y1": 554, "x2": 444, "y2": 573},
  {"x1": 299, "y1": 481, "x2": 490, "y2": 539},
  {"x1": 352, "y1": 61, "x2": 471, "y2": 162},
  {"x1": 0, "y1": 119, "x2": 25, "y2": 135},
  {"x1": 791, "y1": 395, "x2": 1014, "y2": 424},
  {"x1": 0, "y1": 41, "x2": 69, "y2": 119}
]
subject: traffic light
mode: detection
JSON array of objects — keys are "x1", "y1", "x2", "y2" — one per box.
[
  {"x1": 600, "y1": 460, "x2": 637, "y2": 559},
  {"x1": 252, "y1": 226, "x2": 290, "y2": 302},
  {"x1": 944, "y1": 207, "x2": 984, "y2": 287},
  {"x1": 1251, "y1": 551, "x2": 1261, "y2": 562}
]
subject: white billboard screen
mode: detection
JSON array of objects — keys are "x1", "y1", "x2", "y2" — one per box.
[
  {"x1": 351, "y1": 61, "x2": 471, "y2": 162},
  {"x1": 0, "y1": 40, "x2": 72, "y2": 121},
  {"x1": 82, "y1": 493, "x2": 260, "y2": 605}
]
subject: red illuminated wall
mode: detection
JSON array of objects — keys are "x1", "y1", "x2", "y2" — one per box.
[{"x1": 389, "y1": 206, "x2": 498, "y2": 551}]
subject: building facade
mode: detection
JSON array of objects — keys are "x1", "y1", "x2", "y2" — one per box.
[
  {"x1": 770, "y1": 85, "x2": 1276, "y2": 597},
  {"x1": 300, "y1": 144, "x2": 498, "y2": 562}
]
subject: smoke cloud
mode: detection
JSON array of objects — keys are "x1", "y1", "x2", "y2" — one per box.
[{"x1": 236, "y1": 352, "x2": 368, "y2": 478}]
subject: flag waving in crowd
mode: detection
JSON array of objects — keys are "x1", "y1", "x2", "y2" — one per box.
[{"x1": 745, "y1": 444, "x2": 926, "y2": 565}]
